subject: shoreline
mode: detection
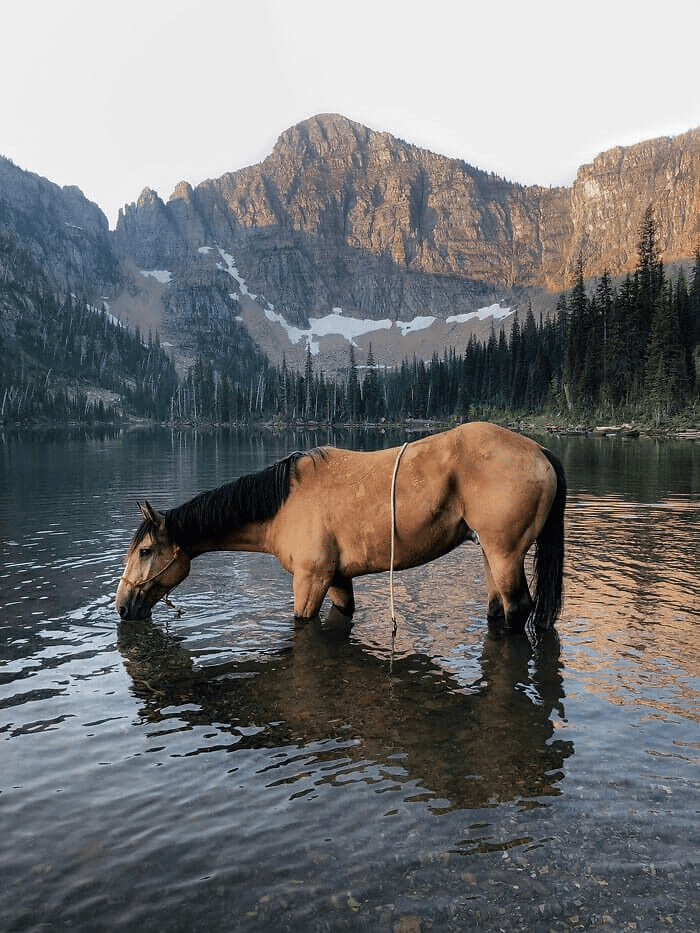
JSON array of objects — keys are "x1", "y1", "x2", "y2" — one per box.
[{"x1": 3, "y1": 412, "x2": 700, "y2": 440}]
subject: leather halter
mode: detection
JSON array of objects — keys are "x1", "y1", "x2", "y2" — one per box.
[{"x1": 120, "y1": 547, "x2": 187, "y2": 593}]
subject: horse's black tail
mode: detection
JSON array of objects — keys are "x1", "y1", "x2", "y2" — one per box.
[{"x1": 529, "y1": 447, "x2": 566, "y2": 631}]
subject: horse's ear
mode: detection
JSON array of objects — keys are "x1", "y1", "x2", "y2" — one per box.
[{"x1": 138, "y1": 501, "x2": 164, "y2": 525}]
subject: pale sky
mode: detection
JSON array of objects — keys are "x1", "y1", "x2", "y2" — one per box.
[{"x1": 4, "y1": 0, "x2": 700, "y2": 228}]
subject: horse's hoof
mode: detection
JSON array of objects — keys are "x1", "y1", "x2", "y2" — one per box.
[{"x1": 324, "y1": 605, "x2": 354, "y2": 636}]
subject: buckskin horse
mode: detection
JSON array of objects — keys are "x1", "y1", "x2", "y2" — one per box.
[{"x1": 115, "y1": 422, "x2": 566, "y2": 632}]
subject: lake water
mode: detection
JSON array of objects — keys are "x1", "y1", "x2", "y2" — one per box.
[{"x1": 1, "y1": 426, "x2": 698, "y2": 932}]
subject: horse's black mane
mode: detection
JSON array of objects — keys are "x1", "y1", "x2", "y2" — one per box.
[{"x1": 157, "y1": 448, "x2": 325, "y2": 548}]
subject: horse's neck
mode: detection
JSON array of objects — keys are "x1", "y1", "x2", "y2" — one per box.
[{"x1": 187, "y1": 522, "x2": 271, "y2": 557}]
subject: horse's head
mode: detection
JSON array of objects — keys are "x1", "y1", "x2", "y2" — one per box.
[{"x1": 115, "y1": 502, "x2": 191, "y2": 621}]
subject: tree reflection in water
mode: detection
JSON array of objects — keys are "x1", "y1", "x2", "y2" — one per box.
[{"x1": 118, "y1": 613, "x2": 574, "y2": 813}]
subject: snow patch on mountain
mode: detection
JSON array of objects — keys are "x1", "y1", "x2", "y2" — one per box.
[
  {"x1": 448, "y1": 304, "x2": 513, "y2": 324},
  {"x1": 140, "y1": 269, "x2": 172, "y2": 284},
  {"x1": 210, "y1": 244, "x2": 513, "y2": 355}
]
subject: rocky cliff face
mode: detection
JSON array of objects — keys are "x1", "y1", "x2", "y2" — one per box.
[
  {"x1": 568, "y1": 128, "x2": 700, "y2": 276},
  {"x1": 115, "y1": 115, "x2": 554, "y2": 325},
  {"x1": 0, "y1": 156, "x2": 118, "y2": 296}
]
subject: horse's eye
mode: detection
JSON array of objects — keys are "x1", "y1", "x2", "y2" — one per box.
[{"x1": 139, "y1": 547, "x2": 153, "y2": 560}]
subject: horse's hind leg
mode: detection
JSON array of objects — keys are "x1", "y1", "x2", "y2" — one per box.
[
  {"x1": 481, "y1": 552, "x2": 505, "y2": 623},
  {"x1": 482, "y1": 550, "x2": 532, "y2": 632}
]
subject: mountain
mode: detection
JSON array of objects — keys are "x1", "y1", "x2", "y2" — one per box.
[
  {"x1": 0, "y1": 158, "x2": 179, "y2": 423},
  {"x1": 110, "y1": 114, "x2": 700, "y2": 373},
  {"x1": 2, "y1": 114, "x2": 699, "y2": 422},
  {"x1": 569, "y1": 128, "x2": 700, "y2": 275}
]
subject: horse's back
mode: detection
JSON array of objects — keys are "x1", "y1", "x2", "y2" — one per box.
[{"x1": 286, "y1": 421, "x2": 556, "y2": 538}]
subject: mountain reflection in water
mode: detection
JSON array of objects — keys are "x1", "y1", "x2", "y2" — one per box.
[{"x1": 118, "y1": 612, "x2": 573, "y2": 813}]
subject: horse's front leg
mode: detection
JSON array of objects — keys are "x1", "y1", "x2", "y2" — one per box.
[{"x1": 292, "y1": 570, "x2": 331, "y2": 619}]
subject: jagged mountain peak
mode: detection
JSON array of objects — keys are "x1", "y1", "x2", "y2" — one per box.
[
  {"x1": 269, "y1": 113, "x2": 418, "y2": 163},
  {"x1": 268, "y1": 113, "x2": 477, "y2": 177},
  {"x1": 0, "y1": 153, "x2": 115, "y2": 294},
  {"x1": 136, "y1": 187, "x2": 165, "y2": 209},
  {"x1": 169, "y1": 180, "x2": 195, "y2": 204},
  {"x1": 273, "y1": 113, "x2": 372, "y2": 153}
]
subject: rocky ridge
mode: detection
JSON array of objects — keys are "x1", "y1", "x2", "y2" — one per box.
[
  {"x1": 2, "y1": 115, "x2": 700, "y2": 378},
  {"x1": 569, "y1": 128, "x2": 700, "y2": 274}
]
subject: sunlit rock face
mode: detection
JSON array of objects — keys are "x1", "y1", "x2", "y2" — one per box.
[
  {"x1": 568, "y1": 128, "x2": 700, "y2": 278},
  {"x1": 107, "y1": 115, "x2": 700, "y2": 370}
]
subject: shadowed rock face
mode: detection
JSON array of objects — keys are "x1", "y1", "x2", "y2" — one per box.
[{"x1": 0, "y1": 155, "x2": 119, "y2": 295}]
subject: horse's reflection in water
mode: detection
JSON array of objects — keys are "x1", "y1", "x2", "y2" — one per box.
[{"x1": 117, "y1": 613, "x2": 573, "y2": 811}]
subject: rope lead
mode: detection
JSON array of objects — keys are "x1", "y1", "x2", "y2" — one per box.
[{"x1": 389, "y1": 442, "x2": 409, "y2": 631}]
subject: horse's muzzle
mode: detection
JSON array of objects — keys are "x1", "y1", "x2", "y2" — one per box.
[
  {"x1": 116, "y1": 600, "x2": 151, "y2": 621},
  {"x1": 115, "y1": 585, "x2": 153, "y2": 622}
]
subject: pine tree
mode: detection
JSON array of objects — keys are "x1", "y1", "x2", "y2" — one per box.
[
  {"x1": 279, "y1": 354, "x2": 290, "y2": 419},
  {"x1": 564, "y1": 253, "x2": 593, "y2": 409},
  {"x1": 303, "y1": 345, "x2": 313, "y2": 419},
  {"x1": 634, "y1": 205, "x2": 665, "y2": 378},
  {"x1": 595, "y1": 270, "x2": 614, "y2": 404},
  {"x1": 509, "y1": 311, "x2": 523, "y2": 408},
  {"x1": 362, "y1": 344, "x2": 382, "y2": 421},
  {"x1": 646, "y1": 281, "x2": 686, "y2": 421},
  {"x1": 686, "y1": 250, "x2": 700, "y2": 390},
  {"x1": 347, "y1": 344, "x2": 360, "y2": 422}
]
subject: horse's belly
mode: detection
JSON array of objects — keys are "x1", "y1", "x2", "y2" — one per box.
[
  {"x1": 396, "y1": 517, "x2": 473, "y2": 570},
  {"x1": 340, "y1": 515, "x2": 472, "y2": 578}
]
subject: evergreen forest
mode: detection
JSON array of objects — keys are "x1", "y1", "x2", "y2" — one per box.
[
  {"x1": 0, "y1": 229, "x2": 178, "y2": 423},
  {"x1": 2, "y1": 208, "x2": 699, "y2": 427}
]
